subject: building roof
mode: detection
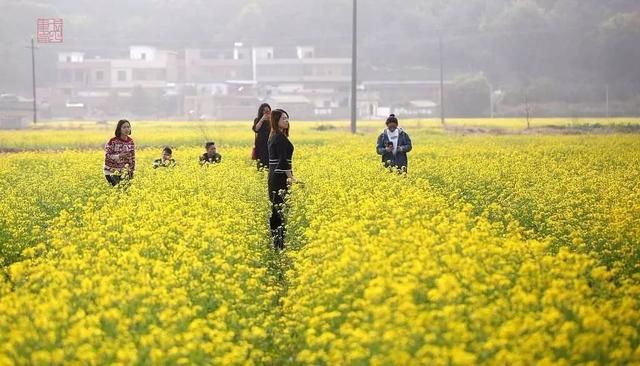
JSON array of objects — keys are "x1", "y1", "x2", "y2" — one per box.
[
  {"x1": 409, "y1": 100, "x2": 438, "y2": 108},
  {"x1": 268, "y1": 95, "x2": 311, "y2": 104},
  {"x1": 362, "y1": 80, "x2": 453, "y2": 86},
  {"x1": 257, "y1": 58, "x2": 350, "y2": 65}
]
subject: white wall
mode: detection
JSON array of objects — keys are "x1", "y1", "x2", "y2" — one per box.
[
  {"x1": 130, "y1": 46, "x2": 157, "y2": 61},
  {"x1": 58, "y1": 52, "x2": 85, "y2": 63}
]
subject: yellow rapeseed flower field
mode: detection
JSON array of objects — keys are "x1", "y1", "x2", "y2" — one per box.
[{"x1": 0, "y1": 120, "x2": 638, "y2": 365}]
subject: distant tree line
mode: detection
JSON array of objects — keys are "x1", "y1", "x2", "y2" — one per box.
[{"x1": 2, "y1": 0, "x2": 638, "y2": 116}]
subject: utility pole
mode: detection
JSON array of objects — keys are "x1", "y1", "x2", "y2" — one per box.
[
  {"x1": 605, "y1": 84, "x2": 610, "y2": 119},
  {"x1": 439, "y1": 33, "x2": 445, "y2": 126},
  {"x1": 350, "y1": 0, "x2": 357, "y2": 134},
  {"x1": 489, "y1": 82, "x2": 494, "y2": 118},
  {"x1": 27, "y1": 37, "x2": 38, "y2": 125},
  {"x1": 251, "y1": 46, "x2": 257, "y2": 85}
]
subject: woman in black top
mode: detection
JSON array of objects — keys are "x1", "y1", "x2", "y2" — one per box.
[
  {"x1": 252, "y1": 103, "x2": 271, "y2": 170},
  {"x1": 268, "y1": 108, "x2": 298, "y2": 249}
]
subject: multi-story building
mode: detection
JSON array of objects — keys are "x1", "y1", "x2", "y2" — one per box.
[
  {"x1": 53, "y1": 46, "x2": 178, "y2": 118},
  {"x1": 183, "y1": 45, "x2": 357, "y2": 120},
  {"x1": 52, "y1": 44, "x2": 447, "y2": 120}
]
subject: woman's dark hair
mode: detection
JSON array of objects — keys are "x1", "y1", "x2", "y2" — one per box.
[
  {"x1": 163, "y1": 146, "x2": 172, "y2": 155},
  {"x1": 205, "y1": 142, "x2": 215, "y2": 149},
  {"x1": 256, "y1": 103, "x2": 271, "y2": 122},
  {"x1": 385, "y1": 114, "x2": 398, "y2": 125},
  {"x1": 270, "y1": 109, "x2": 289, "y2": 137},
  {"x1": 115, "y1": 119, "x2": 131, "y2": 137}
]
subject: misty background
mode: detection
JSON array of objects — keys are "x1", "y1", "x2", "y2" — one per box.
[{"x1": 1, "y1": 0, "x2": 639, "y2": 121}]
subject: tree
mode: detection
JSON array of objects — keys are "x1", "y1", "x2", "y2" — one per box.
[
  {"x1": 445, "y1": 73, "x2": 491, "y2": 117},
  {"x1": 598, "y1": 12, "x2": 640, "y2": 85}
]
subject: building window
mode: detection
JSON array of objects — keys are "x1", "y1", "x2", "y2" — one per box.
[
  {"x1": 134, "y1": 69, "x2": 156, "y2": 80},
  {"x1": 60, "y1": 70, "x2": 71, "y2": 82},
  {"x1": 74, "y1": 71, "x2": 84, "y2": 82},
  {"x1": 118, "y1": 70, "x2": 127, "y2": 81},
  {"x1": 66, "y1": 56, "x2": 71, "y2": 62},
  {"x1": 96, "y1": 70, "x2": 104, "y2": 81},
  {"x1": 141, "y1": 53, "x2": 146, "y2": 60}
]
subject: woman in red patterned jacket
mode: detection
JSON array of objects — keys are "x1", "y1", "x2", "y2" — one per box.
[{"x1": 104, "y1": 119, "x2": 136, "y2": 186}]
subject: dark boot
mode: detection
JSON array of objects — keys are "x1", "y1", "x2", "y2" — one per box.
[{"x1": 272, "y1": 226, "x2": 285, "y2": 250}]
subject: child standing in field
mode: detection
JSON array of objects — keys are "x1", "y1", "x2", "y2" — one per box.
[
  {"x1": 104, "y1": 119, "x2": 136, "y2": 186},
  {"x1": 376, "y1": 114, "x2": 412, "y2": 172},
  {"x1": 199, "y1": 142, "x2": 222, "y2": 165},
  {"x1": 152, "y1": 146, "x2": 176, "y2": 168}
]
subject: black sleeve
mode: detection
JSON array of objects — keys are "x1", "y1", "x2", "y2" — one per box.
[
  {"x1": 376, "y1": 133, "x2": 386, "y2": 155},
  {"x1": 274, "y1": 136, "x2": 292, "y2": 172}
]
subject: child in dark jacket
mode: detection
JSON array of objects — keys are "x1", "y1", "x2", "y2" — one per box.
[
  {"x1": 153, "y1": 146, "x2": 176, "y2": 168},
  {"x1": 199, "y1": 142, "x2": 222, "y2": 165}
]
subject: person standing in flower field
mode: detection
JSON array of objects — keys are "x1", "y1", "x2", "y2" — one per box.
[
  {"x1": 199, "y1": 142, "x2": 222, "y2": 165},
  {"x1": 376, "y1": 114, "x2": 412, "y2": 172},
  {"x1": 104, "y1": 119, "x2": 135, "y2": 186},
  {"x1": 152, "y1": 146, "x2": 176, "y2": 169},
  {"x1": 252, "y1": 103, "x2": 271, "y2": 171},
  {"x1": 268, "y1": 109, "x2": 300, "y2": 249}
]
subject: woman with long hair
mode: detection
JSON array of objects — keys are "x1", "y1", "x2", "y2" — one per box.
[
  {"x1": 252, "y1": 103, "x2": 271, "y2": 170},
  {"x1": 104, "y1": 119, "x2": 135, "y2": 186},
  {"x1": 267, "y1": 109, "x2": 298, "y2": 249}
]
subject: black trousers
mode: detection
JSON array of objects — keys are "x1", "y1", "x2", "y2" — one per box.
[
  {"x1": 105, "y1": 174, "x2": 122, "y2": 186},
  {"x1": 256, "y1": 159, "x2": 268, "y2": 171},
  {"x1": 383, "y1": 162, "x2": 408, "y2": 174},
  {"x1": 256, "y1": 151, "x2": 269, "y2": 171},
  {"x1": 268, "y1": 173, "x2": 288, "y2": 249}
]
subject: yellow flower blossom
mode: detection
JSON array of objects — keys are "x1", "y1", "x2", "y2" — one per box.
[{"x1": 1, "y1": 121, "x2": 638, "y2": 364}]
